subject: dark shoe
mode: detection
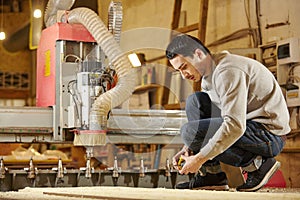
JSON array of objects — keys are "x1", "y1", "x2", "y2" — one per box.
[
  {"x1": 237, "y1": 158, "x2": 280, "y2": 192},
  {"x1": 175, "y1": 172, "x2": 229, "y2": 190}
]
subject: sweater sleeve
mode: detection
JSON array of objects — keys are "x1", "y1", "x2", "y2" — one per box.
[{"x1": 200, "y1": 67, "x2": 249, "y2": 159}]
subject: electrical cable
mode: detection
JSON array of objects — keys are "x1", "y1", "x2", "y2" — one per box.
[
  {"x1": 206, "y1": 0, "x2": 261, "y2": 48},
  {"x1": 207, "y1": 28, "x2": 258, "y2": 48},
  {"x1": 64, "y1": 54, "x2": 82, "y2": 62},
  {"x1": 67, "y1": 80, "x2": 82, "y2": 126}
]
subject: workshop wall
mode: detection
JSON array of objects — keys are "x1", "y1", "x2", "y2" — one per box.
[
  {"x1": 105, "y1": 0, "x2": 300, "y2": 55},
  {"x1": 0, "y1": 0, "x2": 32, "y2": 105}
]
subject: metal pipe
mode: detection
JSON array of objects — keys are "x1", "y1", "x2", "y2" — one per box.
[
  {"x1": 57, "y1": 158, "x2": 64, "y2": 178},
  {"x1": 139, "y1": 158, "x2": 145, "y2": 178},
  {"x1": 26, "y1": 158, "x2": 36, "y2": 179},
  {"x1": 0, "y1": 158, "x2": 6, "y2": 179},
  {"x1": 112, "y1": 156, "x2": 119, "y2": 178}
]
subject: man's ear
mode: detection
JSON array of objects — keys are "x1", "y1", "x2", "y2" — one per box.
[{"x1": 194, "y1": 48, "x2": 206, "y2": 60}]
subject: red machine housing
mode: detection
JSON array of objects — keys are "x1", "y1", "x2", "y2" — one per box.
[{"x1": 36, "y1": 22, "x2": 96, "y2": 107}]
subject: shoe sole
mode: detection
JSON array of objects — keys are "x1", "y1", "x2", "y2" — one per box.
[
  {"x1": 238, "y1": 161, "x2": 281, "y2": 192},
  {"x1": 193, "y1": 185, "x2": 230, "y2": 191}
]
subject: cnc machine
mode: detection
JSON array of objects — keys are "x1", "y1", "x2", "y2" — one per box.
[{"x1": 0, "y1": 0, "x2": 187, "y2": 191}]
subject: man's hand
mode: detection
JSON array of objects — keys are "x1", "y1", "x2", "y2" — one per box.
[
  {"x1": 172, "y1": 146, "x2": 190, "y2": 170},
  {"x1": 178, "y1": 153, "x2": 207, "y2": 175}
]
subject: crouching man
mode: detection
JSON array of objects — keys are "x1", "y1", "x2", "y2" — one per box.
[{"x1": 166, "y1": 34, "x2": 290, "y2": 192}]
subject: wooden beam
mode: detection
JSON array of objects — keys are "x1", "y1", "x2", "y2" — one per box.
[
  {"x1": 171, "y1": 0, "x2": 182, "y2": 30},
  {"x1": 175, "y1": 23, "x2": 199, "y2": 33},
  {"x1": 193, "y1": 0, "x2": 209, "y2": 92},
  {"x1": 198, "y1": 0, "x2": 209, "y2": 41},
  {"x1": 162, "y1": 0, "x2": 183, "y2": 107}
]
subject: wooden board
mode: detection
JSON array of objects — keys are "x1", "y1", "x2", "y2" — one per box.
[{"x1": 0, "y1": 186, "x2": 299, "y2": 200}]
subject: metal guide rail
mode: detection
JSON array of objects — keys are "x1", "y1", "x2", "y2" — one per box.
[
  {"x1": 0, "y1": 167, "x2": 188, "y2": 191},
  {"x1": 0, "y1": 107, "x2": 187, "y2": 144},
  {"x1": 0, "y1": 157, "x2": 189, "y2": 191}
]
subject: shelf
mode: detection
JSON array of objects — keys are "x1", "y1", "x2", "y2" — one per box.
[
  {"x1": 0, "y1": 89, "x2": 30, "y2": 99},
  {"x1": 163, "y1": 102, "x2": 186, "y2": 110},
  {"x1": 133, "y1": 84, "x2": 161, "y2": 94}
]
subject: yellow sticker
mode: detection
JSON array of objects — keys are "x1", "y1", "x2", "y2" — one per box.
[
  {"x1": 287, "y1": 91, "x2": 299, "y2": 98},
  {"x1": 44, "y1": 50, "x2": 51, "y2": 77}
]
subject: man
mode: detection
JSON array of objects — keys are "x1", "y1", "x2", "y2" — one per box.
[{"x1": 165, "y1": 34, "x2": 290, "y2": 192}]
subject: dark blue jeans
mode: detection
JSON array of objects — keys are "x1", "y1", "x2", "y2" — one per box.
[{"x1": 181, "y1": 92, "x2": 286, "y2": 168}]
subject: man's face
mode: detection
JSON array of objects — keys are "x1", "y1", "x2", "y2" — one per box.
[{"x1": 169, "y1": 50, "x2": 208, "y2": 82}]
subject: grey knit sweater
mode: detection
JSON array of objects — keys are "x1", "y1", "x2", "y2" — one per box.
[{"x1": 200, "y1": 51, "x2": 291, "y2": 159}]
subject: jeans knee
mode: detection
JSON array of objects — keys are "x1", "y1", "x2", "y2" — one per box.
[
  {"x1": 186, "y1": 94, "x2": 196, "y2": 111},
  {"x1": 180, "y1": 123, "x2": 196, "y2": 145},
  {"x1": 186, "y1": 92, "x2": 207, "y2": 110},
  {"x1": 186, "y1": 92, "x2": 206, "y2": 103},
  {"x1": 180, "y1": 123, "x2": 189, "y2": 142}
]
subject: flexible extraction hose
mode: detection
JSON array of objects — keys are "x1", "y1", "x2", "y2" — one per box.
[
  {"x1": 44, "y1": 1, "x2": 136, "y2": 129},
  {"x1": 44, "y1": 0, "x2": 75, "y2": 27},
  {"x1": 108, "y1": 1, "x2": 123, "y2": 44},
  {"x1": 67, "y1": 8, "x2": 136, "y2": 129}
]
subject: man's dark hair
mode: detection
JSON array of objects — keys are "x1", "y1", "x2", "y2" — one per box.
[{"x1": 165, "y1": 34, "x2": 211, "y2": 60}]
